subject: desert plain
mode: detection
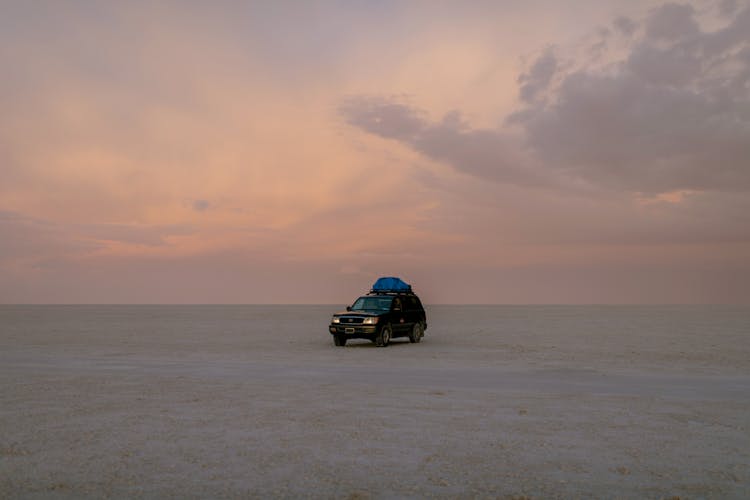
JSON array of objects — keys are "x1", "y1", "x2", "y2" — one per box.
[{"x1": 1, "y1": 304, "x2": 748, "y2": 498}]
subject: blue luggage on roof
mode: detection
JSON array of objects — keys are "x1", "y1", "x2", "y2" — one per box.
[{"x1": 371, "y1": 277, "x2": 411, "y2": 292}]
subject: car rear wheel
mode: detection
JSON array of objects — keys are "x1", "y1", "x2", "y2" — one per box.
[
  {"x1": 375, "y1": 324, "x2": 391, "y2": 347},
  {"x1": 333, "y1": 334, "x2": 347, "y2": 346},
  {"x1": 409, "y1": 323, "x2": 423, "y2": 343}
]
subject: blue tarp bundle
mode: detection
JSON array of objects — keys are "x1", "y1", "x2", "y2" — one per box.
[{"x1": 372, "y1": 277, "x2": 411, "y2": 292}]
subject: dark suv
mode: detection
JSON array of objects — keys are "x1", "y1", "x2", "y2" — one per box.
[{"x1": 329, "y1": 277, "x2": 427, "y2": 347}]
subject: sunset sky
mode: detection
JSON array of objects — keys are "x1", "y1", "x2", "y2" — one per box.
[{"x1": 1, "y1": 1, "x2": 749, "y2": 304}]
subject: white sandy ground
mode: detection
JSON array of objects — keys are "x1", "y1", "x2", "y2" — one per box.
[{"x1": 1, "y1": 305, "x2": 749, "y2": 499}]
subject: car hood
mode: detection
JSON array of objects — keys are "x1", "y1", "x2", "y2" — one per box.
[{"x1": 333, "y1": 311, "x2": 381, "y2": 317}]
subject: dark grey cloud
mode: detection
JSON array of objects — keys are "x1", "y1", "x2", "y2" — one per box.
[
  {"x1": 339, "y1": 97, "x2": 425, "y2": 141},
  {"x1": 519, "y1": 70, "x2": 750, "y2": 192},
  {"x1": 719, "y1": 0, "x2": 740, "y2": 16},
  {"x1": 517, "y1": 1, "x2": 750, "y2": 193},
  {"x1": 613, "y1": 16, "x2": 638, "y2": 37},
  {"x1": 517, "y1": 47, "x2": 558, "y2": 103},
  {"x1": 626, "y1": 42, "x2": 701, "y2": 85},
  {"x1": 341, "y1": 1, "x2": 750, "y2": 195},
  {"x1": 644, "y1": 3, "x2": 700, "y2": 41},
  {"x1": 340, "y1": 96, "x2": 543, "y2": 186},
  {"x1": 192, "y1": 199, "x2": 210, "y2": 212}
]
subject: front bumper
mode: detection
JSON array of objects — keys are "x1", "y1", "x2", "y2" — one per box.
[{"x1": 329, "y1": 324, "x2": 377, "y2": 335}]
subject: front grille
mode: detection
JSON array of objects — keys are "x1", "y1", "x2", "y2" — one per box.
[{"x1": 340, "y1": 316, "x2": 365, "y2": 324}]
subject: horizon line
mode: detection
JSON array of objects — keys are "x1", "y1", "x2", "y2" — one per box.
[{"x1": 1, "y1": 303, "x2": 747, "y2": 307}]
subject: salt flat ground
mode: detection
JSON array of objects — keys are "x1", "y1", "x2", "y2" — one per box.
[{"x1": 1, "y1": 305, "x2": 749, "y2": 499}]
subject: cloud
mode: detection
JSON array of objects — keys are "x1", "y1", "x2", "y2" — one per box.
[
  {"x1": 517, "y1": 47, "x2": 558, "y2": 103},
  {"x1": 0, "y1": 210, "x2": 194, "y2": 270},
  {"x1": 2, "y1": 1, "x2": 749, "y2": 304},
  {"x1": 719, "y1": 0, "x2": 740, "y2": 16},
  {"x1": 517, "y1": 1, "x2": 750, "y2": 193},
  {"x1": 341, "y1": 1, "x2": 750, "y2": 195},
  {"x1": 80, "y1": 222, "x2": 194, "y2": 247},
  {"x1": 192, "y1": 199, "x2": 210, "y2": 212},
  {"x1": 644, "y1": 3, "x2": 700, "y2": 41},
  {"x1": 613, "y1": 16, "x2": 638, "y2": 37},
  {"x1": 339, "y1": 96, "x2": 545, "y2": 187},
  {"x1": 0, "y1": 211, "x2": 97, "y2": 266},
  {"x1": 340, "y1": 96, "x2": 426, "y2": 141}
]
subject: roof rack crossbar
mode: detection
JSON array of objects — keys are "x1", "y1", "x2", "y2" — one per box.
[{"x1": 367, "y1": 289, "x2": 415, "y2": 295}]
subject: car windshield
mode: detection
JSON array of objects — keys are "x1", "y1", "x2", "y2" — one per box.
[{"x1": 350, "y1": 296, "x2": 393, "y2": 312}]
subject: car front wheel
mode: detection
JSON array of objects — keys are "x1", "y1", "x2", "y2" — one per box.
[
  {"x1": 375, "y1": 324, "x2": 391, "y2": 347},
  {"x1": 333, "y1": 334, "x2": 347, "y2": 346}
]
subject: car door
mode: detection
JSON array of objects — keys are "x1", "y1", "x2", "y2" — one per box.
[{"x1": 390, "y1": 297, "x2": 407, "y2": 335}]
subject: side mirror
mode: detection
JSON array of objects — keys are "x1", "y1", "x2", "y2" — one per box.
[{"x1": 346, "y1": 306, "x2": 351, "y2": 311}]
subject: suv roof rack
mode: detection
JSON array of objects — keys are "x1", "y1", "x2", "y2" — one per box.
[
  {"x1": 366, "y1": 289, "x2": 416, "y2": 296},
  {"x1": 370, "y1": 276, "x2": 412, "y2": 294}
]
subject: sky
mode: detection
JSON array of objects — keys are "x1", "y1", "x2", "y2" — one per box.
[{"x1": 1, "y1": 0, "x2": 749, "y2": 304}]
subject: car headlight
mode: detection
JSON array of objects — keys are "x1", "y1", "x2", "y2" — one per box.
[
  {"x1": 332, "y1": 317, "x2": 340, "y2": 324},
  {"x1": 362, "y1": 317, "x2": 378, "y2": 325}
]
